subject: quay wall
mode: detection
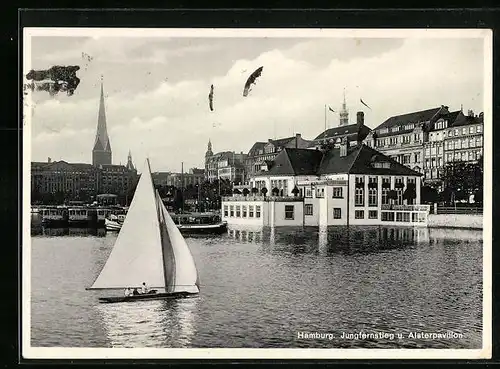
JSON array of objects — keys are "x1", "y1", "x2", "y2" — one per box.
[{"x1": 428, "y1": 214, "x2": 483, "y2": 230}]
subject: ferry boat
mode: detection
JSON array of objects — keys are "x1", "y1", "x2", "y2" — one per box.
[
  {"x1": 171, "y1": 212, "x2": 228, "y2": 235},
  {"x1": 105, "y1": 211, "x2": 227, "y2": 235},
  {"x1": 40, "y1": 206, "x2": 68, "y2": 227},
  {"x1": 68, "y1": 207, "x2": 89, "y2": 226}
]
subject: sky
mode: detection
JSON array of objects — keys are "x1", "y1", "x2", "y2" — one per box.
[{"x1": 26, "y1": 31, "x2": 486, "y2": 173}]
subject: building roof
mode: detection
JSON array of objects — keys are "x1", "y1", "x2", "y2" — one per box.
[
  {"x1": 270, "y1": 135, "x2": 300, "y2": 147},
  {"x1": 247, "y1": 142, "x2": 267, "y2": 156},
  {"x1": 340, "y1": 145, "x2": 422, "y2": 176},
  {"x1": 373, "y1": 106, "x2": 450, "y2": 138},
  {"x1": 256, "y1": 144, "x2": 422, "y2": 177},
  {"x1": 259, "y1": 148, "x2": 323, "y2": 176},
  {"x1": 31, "y1": 160, "x2": 95, "y2": 171},
  {"x1": 313, "y1": 124, "x2": 370, "y2": 141},
  {"x1": 450, "y1": 111, "x2": 484, "y2": 127}
]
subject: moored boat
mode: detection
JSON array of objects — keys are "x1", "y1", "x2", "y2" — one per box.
[
  {"x1": 171, "y1": 212, "x2": 228, "y2": 235},
  {"x1": 87, "y1": 159, "x2": 200, "y2": 303},
  {"x1": 41, "y1": 207, "x2": 68, "y2": 227}
]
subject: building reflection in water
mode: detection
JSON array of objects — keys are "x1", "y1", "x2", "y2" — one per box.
[
  {"x1": 95, "y1": 296, "x2": 199, "y2": 348},
  {"x1": 227, "y1": 225, "x2": 432, "y2": 256},
  {"x1": 31, "y1": 227, "x2": 107, "y2": 237}
]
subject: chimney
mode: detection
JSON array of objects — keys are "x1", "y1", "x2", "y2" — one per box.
[
  {"x1": 468, "y1": 109, "x2": 474, "y2": 117},
  {"x1": 295, "y1": 133, "x2": 301, "y2": 148},
  {"x1": 356, "y1": 111, "x2": 364, "y2": 128},
  {"x1": 339, "y1": 137, "x2": 348, "y2": 157},
  {"x1": 356, "y1": 111, "x2": 365, "y2": 145},
  {"x1": 48, "y1": 157, "x2": 51, "y2": 163}
]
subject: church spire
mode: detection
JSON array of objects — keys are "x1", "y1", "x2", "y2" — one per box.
[
  {"x1": 339, "y1": 87, "x2": 349, "y2": 127},
  {"x1": 92, "y1": 76, "x2": 112, "y2": 166},
  {"x1": 126, "y1": 149, "x2": 135, "y2": 171},
  {"x1": 205, "y1": 138, "x2": 213, "y2": 158}
]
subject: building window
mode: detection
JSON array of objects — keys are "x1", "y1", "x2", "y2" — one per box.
[
  {"x1": 369, "y1": 210, "x2": 378, "y2": 219},
  {"x1": 230, "y1": 205, "x2": 234, "y2": 217},
  {"x1": 355, "y1": 210, "x2": 364, "y2": 219},
  {"x1": 477, "y1": 125, "x2": 482, "y2": 133},
  {"x1": 368, "y1": 188, "x2": 378, "y2": 207},
  {"x1": 332, "y1": 187, "x2": 343, "y2": 198},
  {"x1": 242, "y1": 205, "x2": 247, "y2": 218},
  {"x1": 236, "y1": 206, "x2": 241, "y2": 217},
  {"x1": 224, "y1": 205, "x2": 228, "y2": 217},
  {"x1": 381, "y1": 212, "x2": 395, "y2": 221},
  {"x1": 256, "y1": 206, "x2": 261, "y2": 218},
  {"x1": 333, "y1": 208, "x2": 342, "y2": 219},
  {"x1": 396, "y1": 212, "x2": 403, "y2": 222},
  {"x1": 355, "y1": 188, "x2": 364, "y2": 206},
  {"x1": 316, "y1": 187, "x2": 325, "y2": 198},
  {"x1": 438, "y1": 157, "x2": 443, "y2": 167},
  {"x1": 305, "y1": 188, "x2": 313, "y2": 198},
  {"x1": 249, "y1": 205, "x2": 254, "y2": 217},
  {"x1": 454, "y1": 129, "x2": 458, "y2": 136},
  {"x1": 425, "y1": 148, "x2": 430, "y2": 156},
  {"x1": 431, "y1": 147, "x2": 437, "y2": 155},
  {"x1": 285, "y1": 205, "x2": 294, "y2": 220},
  {"x1": 438, "y1": 146, "x2": 443, "y2": 155},
  {"x1": 305, "y1": 204, "x2": 313, "y2": 216},
  {"x1": 476, "y1": 136, "x2": 482, "y2": 147}
]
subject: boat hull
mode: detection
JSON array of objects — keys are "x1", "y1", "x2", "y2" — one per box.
[
  {"x1": 105, "y1": 220, "x2": 228, "y2": 235},
  {"x1": 177, "y1": 222, "x2": 228, "y2": 235},
  {"x1": 98, "y1": 291, "x2": 198, "y2": 303},
  {"x1": 105, "y1": 218, "x2": 122, "y2": 231}
]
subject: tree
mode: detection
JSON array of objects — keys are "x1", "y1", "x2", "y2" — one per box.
[
  {"x1": 261, "y1": 187, "x2": 268, "y2": 197},
  {"x1": 242, "y1": 188, "x2": 250, "y2": 197},
  {"x1": 292, "y1": 186, "x2": 300, "y2": 197},
  {"x1": 387, "y1": 189, "x2": 398, "y2": 208},
  {"x1": 173, "y1": 188, "x2": 184, "y2": 212},
  {"x1": 233, "y1": 188, "x2": 242, "y2": 195},
  {"x1": 421, "y1": 185, "x2": 438, "y2": 204},
  {"x1": 271, "y1": 187, "x2": 280, "y2": 196},
  {"x1": 441, "y1": 158, "x2": 483, "y2": 202},
  {"x1": 251, "y1": 187, "x2": 259, "y2": 195},
  {"x1": 402, "y1": 184, "x2": 416, "y2": 204}
]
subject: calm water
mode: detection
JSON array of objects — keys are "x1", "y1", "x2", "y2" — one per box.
[{"x1": 30, "y1": 226, "x2": 483, "y2": 349}]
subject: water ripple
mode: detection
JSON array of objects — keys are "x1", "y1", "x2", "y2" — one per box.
[{"x1": 30, "y1": 226, "x2": 483, "y2": 349}]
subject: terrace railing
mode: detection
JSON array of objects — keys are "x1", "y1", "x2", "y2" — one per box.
[
  {"x1": 436, "y1": 206, "x2": 483, "y2": 215},
  {"x1": 380, "y1": 204, "x2": 431, "y2": 212},
  {"x1": 222, "y1": 195, "x2": 304, "y2": 202}
]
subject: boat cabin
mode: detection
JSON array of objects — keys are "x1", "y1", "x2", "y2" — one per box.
[{"x1": 171, "y1": 213, "x2": 222, "y2": 225}]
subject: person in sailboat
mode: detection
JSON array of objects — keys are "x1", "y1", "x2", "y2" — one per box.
[
  {"x1": 132, "y1": 288, "x2": 140, "y2": 296},
  {"x1": 141, "y1": 282, "x2": 149, "y2": 294},
  {"x1": 124, "y1": 287, "x2": 132, "y2": 297}
]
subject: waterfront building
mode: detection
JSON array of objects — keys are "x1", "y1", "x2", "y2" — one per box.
[
  {"x1": 204, "y1": 139, "x2": 247, "y2": 183},
  {"x1": 31, "y1": 158, "x2": 99, "y2": 199},
  {"x1": 31, "y1": 153, "x2": 138, "y2": 204},
  {"x1": 244, "y1": 134, "x2": 313, "y2": 181},
  {"x1": 364, "y1": 105, "x2": 484, "y2": 189},
  {"x1": 153, "y1": 168, "x2": 205, "y2": 188},
  {"x1": 92, "y1": 78, "x2": 112, "y2": 167},
  {"x1": 443, "y1": 110, "x2": 484, "y2": 165},
  {"x1": 222, "y1": 138, "x2": 429, "y2": 227}
]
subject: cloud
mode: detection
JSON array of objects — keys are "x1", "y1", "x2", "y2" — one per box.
[{"x1": 28, "y1": 36, "x2": 485, "y2": 173}]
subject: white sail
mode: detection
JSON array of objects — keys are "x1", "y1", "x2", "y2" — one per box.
[
  {"x1": 90, "y1": 159, "x2": 165, "y2": 289},
  {"x1": 156, "y1": 190, "x2": 200, "y2": 294}
]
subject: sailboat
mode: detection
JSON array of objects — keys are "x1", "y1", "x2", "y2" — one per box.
[{"x1": 87, "y1": 159, "x2": 200, "y2": 303}]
